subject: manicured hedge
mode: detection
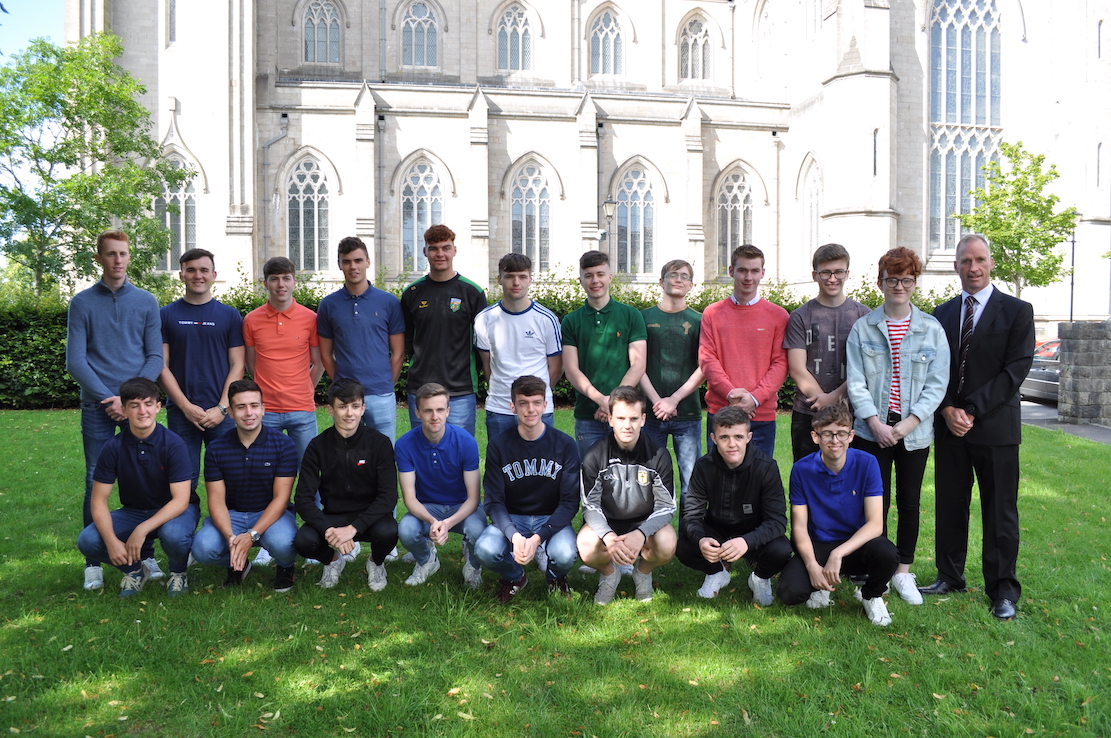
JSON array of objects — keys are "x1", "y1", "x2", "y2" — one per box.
[{"x1": 0, "y1": 275, "x2": 955, "y2": 410}]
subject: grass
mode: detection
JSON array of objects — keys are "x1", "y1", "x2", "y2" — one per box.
[{"x1": 0, "y1": 408, "x2": 1108, "y2": 736}]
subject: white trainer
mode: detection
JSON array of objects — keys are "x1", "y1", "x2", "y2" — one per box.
[
  {"x1": 253, "y1": 548, "x2": 273, "y2": 567},
  {"x1": 697, "y1": 569, "x2": 731, "y2": 599},
  {"x1": 83, "y1": 565, "x2": 104, "y2": 591},
  {"x1": 404, "y1": 549, "x2": 440, "y2": 586},
  {"x1": 366, "y1": 558, "x2": 388, "y2": 591},
  {"x1": 535, "y1": 546, "x2": 549, "y2": 575},
  {"x1": 594, "y1": 570, "x2": 622, "y2": 605},
  {"x1": 386, "y1": 547, "x2": 401, "y2": 562},
  {"x1": 890, "y1": 572, "x2": 924, "y2": 605},
  {"x1": 863, "y1": 595, "x2": 893, "y2": 627},
  {"x1": 461, "y1": 543, "x2": 482, "y2": 589},
  {"x1": 631, "y1": 566, "x2": 654, "y2": 602},
  {"x1": 342, "y1": 541, "x2": 362, "y2": 564},
  {"x1": 747, "y1": 572, "x2": 774, "y2": 606},
  {"x1": 318, "y1": 556, "x2": 346, "y2": 588},
  {"x1": 143, "y1": 557, "x2": 165, "y2": 581},
  {"x1": 806, "y1": 589, "x2": 832, "y2": 609}
]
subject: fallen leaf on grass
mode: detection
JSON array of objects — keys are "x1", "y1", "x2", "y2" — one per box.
[
  {"x1": 890, "y1": 673, "x2": 902, "y2": 679},
  {"x1": 1081, "y1": 696, "x2": 1094, "y2": 706},
  {"x1": 447, "y1": 688, "x2": 461, "y2": 697},
  {"x1": 242, "y1": 671, "x2": 254, "y2": 677},
  {"x1": 62, "y1": 645, "x2": 73, "y2": 652},
  {"x1": 688, "y1": 680, "x2": 698, "y2": 686},
  {"x1": 458, "y1": 712, "x2": 474, "y2": 720},
  {"x1": 933, "y1": 693, "x2": 946, "y2": 699},
  {"x1": 742, "y1": 709, "x2": 751, "y2": 725},
  {"x1": 254, "y1": 693, "x2": 265, "y2": 699}
]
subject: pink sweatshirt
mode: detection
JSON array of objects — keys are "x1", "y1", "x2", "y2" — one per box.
[{"x1": 699, "y1": 297, "x2": 789, "y2": 420}]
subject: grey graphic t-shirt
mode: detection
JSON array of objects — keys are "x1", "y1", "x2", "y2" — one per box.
[{"x1": 783, "y1": 298, "x2": 871, "y2": 414}]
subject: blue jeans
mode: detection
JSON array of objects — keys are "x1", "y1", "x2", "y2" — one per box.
[
  {"x1": 574, "y1": 418, "x2": 610, "y2": 460},
  {"x1": 80, "y1": 402, "x2": 128, "y2": 566},
  {"x1": 408, "y1": 393, "x2": 477, "y2": 437},
  {"x1": 644, "y1": 416, "x2": 701, "y2": 499},
  {"x1": 485, "y1": 411, "x2": 554, "y2": 440},
  {"x1": 473, "y1": 515, "x2": 579, "y2": 582},
  {"x1": 167, "y1": 405, "x2": 235, "y2": 492},
  {"x1": 362, "y1": 393, "x2": 398, "y2": 443},
  {"x1": 77, "y1": 503, "x2": 200, "y2": 574},
  {"x1": 707, "y1": 413, "x2": 777, "y2": 460},
  {"x1": 191, "y1": 509, "x2": 298, "y2": 568},
  {"x1": 261, "y1": 410, "x2": 318, "y2": 464},
  {"x1": 397, "y1": 502, "x2": 486, "y2": 567}
]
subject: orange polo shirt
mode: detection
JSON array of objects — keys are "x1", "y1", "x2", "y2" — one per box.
[{"x1": 243, "y1": 300, "x2": 319, "y2": 413}]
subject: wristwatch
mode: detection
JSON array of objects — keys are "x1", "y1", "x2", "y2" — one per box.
[
  {"x1": 218, "y1": 404, "x2": 228, "y2": 416},
  {"x1": 249, "y1": 529, "x2": 261, "y2": 543}
]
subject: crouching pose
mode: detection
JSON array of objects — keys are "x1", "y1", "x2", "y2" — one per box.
[
  {"x1": 578, "y1": 385, "x2": 677, "y2": 605},
  {"x1": 777, "y1": 404, "x2": 899, "y2": 626},
  {"x1": 474, "y1": 375, "x2": 581, "y2": 603},
  {"x1": 77, "y1": 378, "x2": 198, "y2": 598},
  {"x1": 294, "y1": 379, "x2": 399, "y2": 590},
  {"x1": 190, "y1": 380, "x2": 300, "y2": 592},
  {"x1": 677, "y1": 407, "x2": 792, "y2": 603}
]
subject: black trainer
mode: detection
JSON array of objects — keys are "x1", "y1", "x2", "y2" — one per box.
[
  {"x1": 496, "y1": 574, "x2": 528, "y2": 604},
  {"x1": 548, "y1": 576, "x2": 572, "y2": 599},
  {"x1": 222, "y1": 560, "x2": 252, "y2": 588},
  {"x1": 274, "y1": 565, "x2": 296, "y2": 593}
]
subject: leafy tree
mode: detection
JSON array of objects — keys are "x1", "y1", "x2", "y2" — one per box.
[
  {"x1": 0, "y1": 33, "x2": 187, "y2": 296},
  {"x1": 956, "y1": 141, "x2": 1079, "y2": 299}
]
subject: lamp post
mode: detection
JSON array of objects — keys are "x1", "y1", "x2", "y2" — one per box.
[{"x1": 603, "y1": 196, "x2": 617, "y2": 250}]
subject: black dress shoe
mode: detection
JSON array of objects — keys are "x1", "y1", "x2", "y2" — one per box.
[
  {"x1": 991, "y1": 598, "x2": 1017, "y2": 620},
  {"x1": 918, "y1": 579, "x2": 967, "y2": 595}
]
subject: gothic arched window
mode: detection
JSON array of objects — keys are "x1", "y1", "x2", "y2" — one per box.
[
  {"x1": 401, "y1": 161, "x2": 443, "y2": 273},
  {"x1": 498, "y1": 5, "x2": 531, "y2": 71},
  {"x1": 590, "y1": 11, "x2": 623, "y2": 76},
  {"x1": 155, "y1": 159, "x2": 196, "y2": 271},
  {"x1": 928, "y1": 0, "x2": 1001, "y2": 253},
  {"x1": 304, "y1": 0, "x2": 341, "y2": 64},
  {"x1": 615, "y1": 168, "x2": 654, "y2": 275},
  {"x1": 679, "y1": 18, "x2": 710, "y2": 80},
  {"x1": 402, "y1": 2, "x2": 438, "y2": 68},
  {"x1": 717, "y1": 170, "x2": 753, "y2": 274},
  {"x1": 510, "y1": 164, "x2": 550, "y2": 271},
  {"x1": 287, "y1": 158, "x2": 329, "y2": 273}
]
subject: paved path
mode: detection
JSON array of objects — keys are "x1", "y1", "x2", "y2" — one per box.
[{"x1": 1021, "y1": 401, "x2": 1111, "y2": 445}]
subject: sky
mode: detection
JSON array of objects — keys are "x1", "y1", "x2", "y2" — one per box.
[{"x1": 0, "y1": 0, "x2": 65, "y2": 58}]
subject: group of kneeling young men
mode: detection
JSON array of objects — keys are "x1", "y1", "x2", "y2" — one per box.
[{"x1": 77, "y1": 371, "x2": 903, "y2": 627}]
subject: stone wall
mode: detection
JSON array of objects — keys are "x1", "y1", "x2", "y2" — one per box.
[{"x1": 1057, "y1": 319, "x2": 1111, "y2": 428}]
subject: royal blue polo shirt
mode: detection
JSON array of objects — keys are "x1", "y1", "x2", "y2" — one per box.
[
  {"x1": 93, "y1": 423, "x2": 196, "y2": 509},
  {"x1": 316, "y1": 283, "x2": 405, "y2": 395},
  {"x1": 203, "y1": 425, "x2": 299, "y2": 512},
  {"x1": 788, "y1": 448, "x2": 883, "y2": 542},
  {"x1": 394, "y1": 423, "x2": 480, "y2": 505}
]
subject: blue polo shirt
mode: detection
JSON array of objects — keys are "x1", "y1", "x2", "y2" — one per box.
[
  {"x1": 161, "y1": 298, "x2": 244, "y2": 409},
  {"x1": 316, "y1": 283, "x2": 405, "y2": 395},
  {"x1": 203, "y1": 425, "x2": 299, "y2": 512},
  {"x1": 789, "y1": 448, "x2": 883, "y2": 543},
  {"x1": 93, "y1": 423, "x2": 196, "y2": 509},
  {"x1": 394, "y1": 423, "x2": 480, "y2": 505}
]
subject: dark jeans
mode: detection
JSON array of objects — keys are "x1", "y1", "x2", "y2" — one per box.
[
  {"x1": 294, "y1": 513, "x2": 399, "y2": 566},
  {"x1": 77, "y1": 503, "x2": 200, "y2": 574},
  {"x1": 167, "y1": 405, "x2": 235, "y2": 493},
  {"x1": 854, "y1": 436, "x2": 929, "y2": 565},
  {"x1": 790, "y1": 411, "x2": 819, "y2": 463},
  {"x1": 676, "y1": 526, "x2": 793, "y2": 579},
  {"x1": 778, "y1": 536, "x2": 899, "y2": 604}
]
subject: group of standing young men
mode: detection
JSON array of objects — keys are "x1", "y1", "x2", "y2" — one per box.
[{"x1": 67, "y1": 224, "x2": 1032, "y2": 623}]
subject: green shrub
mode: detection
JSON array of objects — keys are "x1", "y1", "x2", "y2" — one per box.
[{"x1": 0, "y1": 297, "x2": 79, "y2": 408}]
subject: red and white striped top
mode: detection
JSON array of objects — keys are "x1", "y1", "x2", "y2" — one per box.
[{"x1": 886, "y1": 316, "x2": 911, "y2": 414}]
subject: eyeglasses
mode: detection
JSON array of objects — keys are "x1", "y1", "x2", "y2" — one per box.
[
  {"x1": 816, "y1": 430, "x2": 852, "y2": 441},
  {"x1": 665, "y1": 272, "x2": 693, "y2": 282},
  {"x1": 883, "y1": 277, "x2": 917, "y2": 288},
  {"x1": 816, "y1": 269, "x2": 848, "y2": 280}
]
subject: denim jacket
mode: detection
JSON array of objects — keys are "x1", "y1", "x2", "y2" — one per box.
[{"x1": 845, "y1": 304, "x2": 950, "y2": 451}]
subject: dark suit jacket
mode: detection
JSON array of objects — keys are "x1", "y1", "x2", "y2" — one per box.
[{"x1": 933, "y1": 288, "x2": 1035, "y2": 446}]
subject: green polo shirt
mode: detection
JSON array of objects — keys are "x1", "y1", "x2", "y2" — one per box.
[
  {"x1": 641, "y1": 305, "x2": 702, "y2": 421},
  {"x1": 561, "y1": 298, "x2": 648, "y2": 420}
]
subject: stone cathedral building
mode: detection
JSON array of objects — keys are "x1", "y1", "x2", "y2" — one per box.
[{"x1": 66, "y1": 0, "x2": 1111, "y2": 333}]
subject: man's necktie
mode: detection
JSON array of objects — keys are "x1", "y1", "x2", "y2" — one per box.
[{"x1": 957, "y1": 294, "x2": 976, "y2": 392}]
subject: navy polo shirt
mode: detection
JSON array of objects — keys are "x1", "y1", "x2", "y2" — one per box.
[
  {"x1": 788, "y1": 448, "x2": 883, "y2": 542},
  {"x1": 394, "y1": 423, "x2": 480, "y2": 505},
  {"x1": 203, "y1": 425, "x2": 299, "y2": 512},
  {"x1": 93, "y1": 423, "x2": 196, "y2": 509},
  {"x1": 316, "y1": 283, "x2": 404, "y2": 395}
]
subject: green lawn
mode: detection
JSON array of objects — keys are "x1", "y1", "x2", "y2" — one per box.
[{"x1": 1, "y1": 409, "x2": 1108, "y2": 737}]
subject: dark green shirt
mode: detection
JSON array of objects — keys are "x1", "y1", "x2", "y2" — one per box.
[
  {"x1": 641, "y1": 305, "x2": 702, "y2": 421},
  {"x1": 561, "y1": 298, "x2": 648, "y2": 420}
]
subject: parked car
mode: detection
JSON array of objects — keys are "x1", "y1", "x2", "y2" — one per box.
[{"x1": 1021, "y1": 339, "x2": 1061, "y2": 403}]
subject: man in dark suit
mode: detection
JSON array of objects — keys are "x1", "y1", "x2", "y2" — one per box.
[{"x1": 919, "y1": 234, "x2": 1034, "y2": 621}]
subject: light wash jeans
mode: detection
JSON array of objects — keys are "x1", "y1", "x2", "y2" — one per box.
[
  {"x1": 78, "y1": 503, "x2": 200, "y2": 574},
  {"x1": 397, "y1": 502, "x2": 486, "y2": 567},
  {"x1": 484, "y1": 411, "x2": 554, "y2": 440},
  {"x1": 473, "y1": 515, "x2": 578, "y2": 582},
  {"x1": 262, "y1": 410, "x2": 318, "y2": 464},
  {"x1": 167, "y1": 405, "x2": 235, "y2": 492},
  {"x1": 644, "y1": 416, "x2": 701, "y2": 499},
  {"x1": 191, "y1": 509, "x2": 298, "y2": 568},
  {"x1": 362, "y1": 393, "x2": 398, "y2": 443},
  {"x1": 573, "y1": 418, "x2": 610, "y2": 460},
  {"x1": 408, "y1": 393, "x2": 477, "y2": 437}
]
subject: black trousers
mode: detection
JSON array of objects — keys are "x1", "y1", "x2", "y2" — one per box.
[
  {"x1": 294, "y1": 513, "x2": 399, "y2": 566},
  {"x1": 933, "y1": 432, "x2": 1021, "y2": 602},
  {"x1": 790, "y1": 411, "x2": 819, "y2": 463},
  {"x1": 778, "y1": 536, "x2": 899, "y2": 604},
  {"x1": 676, "y1": 525, "x2": 793, "y2": 579},
  {"x1": 854, "y1": 436, "x2": 929, "y2": 565}
]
